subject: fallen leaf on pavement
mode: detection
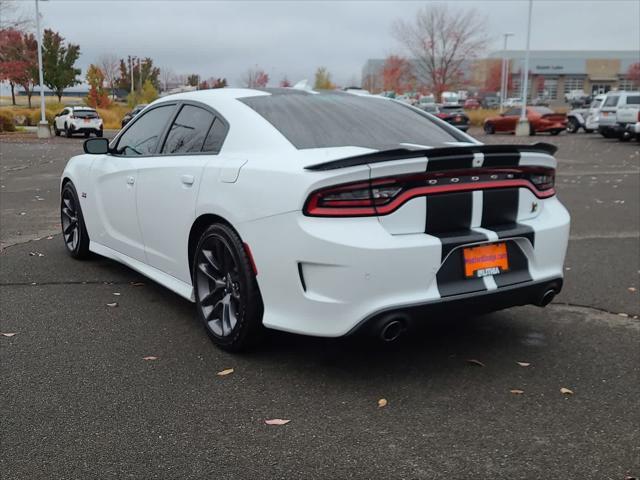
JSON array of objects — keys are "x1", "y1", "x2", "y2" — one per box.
[
  {"x1": 46, "y1": 236, "x2": 53, "y2": 240},
  {"x1": 516, "y1": 362, "x2": 531, "y2": 367},
  {"x1": 264, "y1": 419, "x2": 290, "y2": 426},
  {"x1": 106, "y1": 302, "x2": 118, "y2": 308},
  {"x1": 466, "y1": 359, "x2": 485, "y2": 367},
  {"x1": 216, "y1": 368, "x2": 234, "y2": 376},
  {"x1": 130, "y1": 282, "x2": 145, "y2": 287},
  {"x1": 143, "y1": 356, "x2": 158, "y2": 361},
  {"x1": 628, "y1": 287, "x2": 637, "y2": 293},
  {"x1": 510, "y1": 389, "x2": 524, "y2": 395},
  {"x1": 378, "y1": 398, "x2": 388, "y2": 408},
  {"x1": 618, "y1": 313, "x2": 629, "y2": 318},
  {"x1": 113, "y1": 292, "x2": 121, "y2": 296},
  {"x1": 28, "y1": 252, "x2": 44, "y2": 257},
  {"x1": 1, "y1": 333, "x2": 18, "y2": 337},
  {"x1": 560, "y1": 387, "x2": 574, "y2": 395}
]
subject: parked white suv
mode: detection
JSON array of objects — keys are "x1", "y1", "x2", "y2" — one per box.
[
  {"x1": 596, "y1": 91, "x2": 640, "y2": 138},
  {"x1": 616, "y1": 102, "x2": 640, "y2": 141},
  {"x1": 54, "y1": 107, "x2": 104, "y2": 138}
]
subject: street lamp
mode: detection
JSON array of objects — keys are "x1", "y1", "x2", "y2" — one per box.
[
  {"x1": 516, "y1": 0, "x2": 534, "y2": 136},
  {"x1": 499, "y1": 33, "x2": 514, "y2": 113},
  {"x1": 35, "y1": 0, "x2": 50, "y2": 139}
]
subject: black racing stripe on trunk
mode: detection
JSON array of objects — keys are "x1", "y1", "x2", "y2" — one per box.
[
  {"x1": 425, "y1": 191, "x2": 474, "y2": 233},
  {"x1": 492, "y1": 223, "x2": 535, "y2": 247},
  {"x1": 436, "y1": 230, "x2": 488, "y2": 261},
  {"x1": 426, "y1": 153, "x2": 474, "y2": 171},
  {"x1": 494, "y1": 241, "x2": 532, "y2": 287},
  {"x1": 480, "y1": 151, "x2": 521, "y2": 168},
  {"x1": 482, "y1": 189, "x2": 519, "y2": 226}
]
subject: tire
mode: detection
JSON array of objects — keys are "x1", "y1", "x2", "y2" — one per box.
[
  {"x1": 529, "y1": 124, "x2": 536, "y2": 136},
  {"x1": 54, "y1": 124, "x2": 60, "y2": 136},
  {"x1": 64, "y1": 124, "x2": 72, "y2": 138},
  {"x1": 84, "y1": 131, "x2": 90, "y2": 138},
  {"x1": 566, "y1": 118, "x2": 580, "y2": 133},
  {"x1": 96, "y1": 130, "x2": 103, "y2": 138},
  {"x1": 584, "y1": 128, "x2": 594, "y2": 133},
  {"x1": 620, "y1": 131, "x2": 632, "y2": 142},
  {"x1": 60, "y1": 182, "x2": 91, "y2": 259},
  {"x1": 193, "y1": 223, "x2": 264, "y2": 351},
  {"x1": 483, "y1": 122, "x2": 495, "y2": 134}
]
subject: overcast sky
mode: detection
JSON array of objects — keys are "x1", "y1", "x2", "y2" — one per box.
[{"x1": 9, "y1": 0, "x2": 640, "y2": 86}]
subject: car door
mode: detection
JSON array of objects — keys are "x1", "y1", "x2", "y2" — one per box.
[
  {"x1": 56, "y1": 108, "x2": 69, "y2": 130},
  {"x1": 87, "y1": 103, "x2": 177, "y2": 262},
  {"x1": 136, "y1": 102, "x2": 229, "y2": 283},
  {"x1": 498, "y1": 108, "x2": 520, "y2": 132}
]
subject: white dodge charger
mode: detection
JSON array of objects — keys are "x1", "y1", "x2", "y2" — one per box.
[{"x1": 60, "y1": 88, "x2": 570, "y2": 350}]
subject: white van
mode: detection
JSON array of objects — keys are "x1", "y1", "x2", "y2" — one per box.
[{"x1": 597, "y1": 91, "x2": 640, "y2": 138}]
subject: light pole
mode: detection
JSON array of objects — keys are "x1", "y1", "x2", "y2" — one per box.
[
  {"x1": 35, "y1": 0, "x2": 50, "y2": 139},
  {"x1": 516, "y1": 0, "x2": 534, "y2": 136},
  {"x1": 499, "y1": 32, "x2": 514, "y2": 113}
]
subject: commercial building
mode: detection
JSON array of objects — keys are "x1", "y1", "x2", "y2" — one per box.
[
  {"x1": 486, "y1": 50, "x2": 639, "y2": 99},
  {"x1": 362, "y1": 50, "x2": 639, "y2": 98}
]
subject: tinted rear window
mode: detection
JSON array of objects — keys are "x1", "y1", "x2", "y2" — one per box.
[
  {"x1": 240, "y1": 91, "x2": 462, "y2": 150},
  {"x1": 626, "y1": 96, "x2": 640, "y2": 105},
  {"x1": 603, "y1": 96, "x2": 619, "y2": 107},
  {"x1": 74, "y1": 110, "x2": 98, "y2": 118}
]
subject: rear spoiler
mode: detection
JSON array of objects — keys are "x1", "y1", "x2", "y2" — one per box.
[{"x1": 304, "y1": 142, "x2": 558, "y2": 171}]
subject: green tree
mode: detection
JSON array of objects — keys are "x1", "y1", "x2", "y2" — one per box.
[
  {"x1": 212, "y1": 78, "x2": 227, "y2": 88},
  {"x1": 140, "y1": 79, "x2": 158, "y2": 103},
  {"x1": 186, "y1": 74, "x2": 199, "y2": 87},
  {"x1": 41, "y1": 29, "x2": 81, "y2": 102},
  {"x1": 314, "y1": 67, "x2": 333, "y2": 90},
  {"x1": 117, "y1": 56, "x2": 160, "y2": 92}
]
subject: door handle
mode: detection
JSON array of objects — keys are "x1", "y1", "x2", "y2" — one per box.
[
  {"x1": 126, "y1": 176, "x2": 135, "y2": 185},
  {"x1": 181, "y1": 174, "x2": 195, "y2": 185}
]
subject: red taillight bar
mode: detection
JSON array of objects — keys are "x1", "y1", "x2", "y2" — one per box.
[{"x1": 304, "y1": 167, "x2": 555, "y2": 217}]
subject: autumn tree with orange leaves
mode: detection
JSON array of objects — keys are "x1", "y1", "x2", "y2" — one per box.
[
  {"x1": 381, "y1": 55, "x2": 415, "y2": 94},
  {"x1": 393, "y1": 4, "x2": 488, "y2": 101},
  {"x1": 627, "y1": 62, "x2": 640, "y2": 88}
]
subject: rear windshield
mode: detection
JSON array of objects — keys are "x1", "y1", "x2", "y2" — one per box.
[
  {"x1": 239, "y1": 91, "x2": 463, "y2": 150},
  {"x1": 441, "y1": 105, "x2": 464, "y2": 112},
  {"x1": 74, "y1": 110, "x2": 98, "y2": 119}
]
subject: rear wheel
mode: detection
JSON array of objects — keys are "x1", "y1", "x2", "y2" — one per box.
[
  {"x1": 529, "y1": 124, "x2": 536, "y2": 136},
  {"x1": 64, "y1": 124, "x2": 72, "y2": 138},
  {"x1": 193, "y1": 224, "x2": 264, "y2": 351},
  {"x1": 566, "y1": 117, "x2": 580, "y2": 133},
  {"x1": 54, "y1": 124, "x2": 60, "y2": 136},
  {"x1": 60, "y1": 182, "x2": 90, "y2": 259},
  {"x1": 483, "y1": 122, "x2": 495, "y2": 134}
]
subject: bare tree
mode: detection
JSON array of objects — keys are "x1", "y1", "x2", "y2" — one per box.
[
  {"x1": 98, "y1": 53, "x2": 119, "y2": 100},
  {"x1": 393, "y1": 4, "x2": 488, "y2": 101},
  {"x1": 160, "y1": 66, "x2": 175, "y2": 92},
  {"x1": 0, "y1": 0, "x2": 33, "y2": 30}
]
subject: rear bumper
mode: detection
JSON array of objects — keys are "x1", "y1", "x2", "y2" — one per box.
[
  {"x1": 624, "y1": 122, "x2": 640, "y2": 134},
  {"x1": 352, "y1": 277, "x2": 563, "y2": 336}
]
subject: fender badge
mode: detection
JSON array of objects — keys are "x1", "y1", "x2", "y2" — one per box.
[
  {"x1": 81, "y1": 192, "x2": 87, "y2": 198},
  {"x1": 531, "y1": 202, "x2": 538, "y2": 213}
]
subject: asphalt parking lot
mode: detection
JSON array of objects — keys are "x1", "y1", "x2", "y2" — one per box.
[{"x1": 1, "y1": 129, "x2": 639, "y2": 479}]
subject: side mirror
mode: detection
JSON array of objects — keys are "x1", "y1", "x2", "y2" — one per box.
[{"x1": 83, "y1": 138, "x2": 110, "y2": 155}]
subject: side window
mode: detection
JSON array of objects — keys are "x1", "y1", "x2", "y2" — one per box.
[
  {"x1": 625, "y1": 96, "x2": 640, "y2": 105},
  {"x1": 202, "y1": 118, "x2": 228, "y2": 153},
  {"x1": 115, "y1": 105, "x2": 175, "y2": 156},
  {"x1": 162, "y1": 105, "x2": 214, "y2": 154},
  {"x1": 603, "y1": 96, "x2": 619, "y2": 107}
]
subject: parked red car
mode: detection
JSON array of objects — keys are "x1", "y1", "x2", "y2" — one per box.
[
  {"x1": 483, "y1": 107, "x2": 567, "y2": 135},
  {"x1": 464, "y1": 98, "x2": 481, "y2": 110}
]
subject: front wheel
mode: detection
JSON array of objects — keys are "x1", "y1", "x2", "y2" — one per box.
[
  {"x1": 483, "y1": 122, "x2": 495, "y2": 134},
  {"x1": 193, "y1": 224, "x2": 264, "y2": 351},
  {"x1": 566, "y1": 118, "x2": 580, "y2": 133},
  {"x1": 54, "y1": 124, "x2": 60, "y2": 136},
  {"x1": 60, "y1": 182, "x2": 90, "y2": 259},
  {"x1": 96, "y1": 130, "x2": 103, "y2": 138}
]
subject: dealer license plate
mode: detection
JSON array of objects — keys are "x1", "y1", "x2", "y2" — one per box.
[{"x1": 463, "y1": 242, "x2": 509, "y2": 278}]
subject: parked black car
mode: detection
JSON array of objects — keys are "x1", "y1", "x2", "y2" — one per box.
[
  {"x1": 434, "y1": 105, "x2": 470, "y2": 131},
  {"x1": 121, "y1": 104, "x2": 148, "y2": 128}
]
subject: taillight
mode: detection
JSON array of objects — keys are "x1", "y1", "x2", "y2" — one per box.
[
  {"x1": 637, "y1": 111, "x2": 640, "y2": 122},
  {"x1": 436, "y1": 113, "x2": 448, "y2": 119},
  {"x1": 304, "y1": 167, "x2": 555, "y2": 217}
]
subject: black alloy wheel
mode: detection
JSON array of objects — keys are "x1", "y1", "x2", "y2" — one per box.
[
  {"x1": 566, "y1": 117, "x2": 580, "y2": 133},
  {"x1": 484, "y1": 122, "x2": 495, "y2": 134},
  {"x1": 60, "y1": 182, "x2": 90, "y2": 259},
  {"x1": 193, "y1": 224, "x2": 263, "y2": 351}
]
